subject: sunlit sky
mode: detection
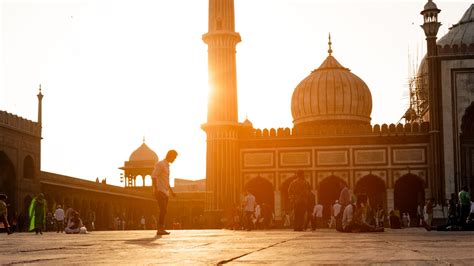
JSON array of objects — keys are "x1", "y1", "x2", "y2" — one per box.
[{"x1": 1, "y1": 0, "x2": 471, "y2": 186}]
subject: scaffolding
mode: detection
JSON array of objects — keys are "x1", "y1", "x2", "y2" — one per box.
[{"x1": 400, "y1": 50, "x2": 429, "y2": 124}]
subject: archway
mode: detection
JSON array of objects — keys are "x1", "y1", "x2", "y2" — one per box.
[
  {"x1": 135, "y1": 175, "x2": 144, "y2": 187},
  {"x1": 394, "y1": 174, "x2": 425, "y2": 219},
  {"x1": 23, "y1": 155, "x2": 35, "y2": 179},
  {"x1": 0, "y1": 152, "x2": 16, "y2": 219},
  {"x1": 280, "y1": 176, "x2": 297, "y2": 214},
  {"x1": 460, "y1": 101, "x2": 474, "y2": 193},
  {"x1": 354, "y1": 175, "x2": 386, "y2": 210},
  {"x1": 318, "y1": 176, "x2": 346, "y2": 218},
  {"x1": 144, "y1": 175, "x2": 152, "y2": 187},
  {"x1": 245, "y1": 176, "x2": 274, "y2": 212},
  {"x1": 461, "y1": 101, "x2": 474, "y2": 136}
]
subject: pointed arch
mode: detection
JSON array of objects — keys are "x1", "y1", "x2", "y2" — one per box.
[
  {"x1": 0, "y1": 151, "x2": 16, "y2": 216},
  {"x1": 318, "y1": 175, "x2": 347, "y2": 218},
  {"x1": 23, "y1": 155, "x2": 35, "y2": 179},
  {"x1": 135, "y1": 175, "x2": 144, "y2": 187},
  {"x1": 245, "y1": 176, "x2": 274, "y2": 211},
  {"x1": 461, "y1": 101, "x2": 474, "y2": 137},
  {"x1": 280, "y1": 176, "x2": 297, "y2": 213},
  {"x1": 354, "y1": 174, "x2": 386, "y2": 210},
  {"x1": 394, "y1": 174, "x2": 425, "y2": 219},
  {"x1": 460, "y1": 102, "x2": 474, "y2": 191}
]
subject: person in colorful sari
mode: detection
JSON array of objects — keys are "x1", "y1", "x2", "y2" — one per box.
[{"x1": 29, "y1": 193, "x2": 47, "y2": 235}]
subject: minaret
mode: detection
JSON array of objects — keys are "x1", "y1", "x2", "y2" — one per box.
[
  {"x1": 421, "y1": 0, "x2": 444, "y2": 201},
  {"x1": 202, "y1": 0, "x2": 242, "y2": 220},
  {"x1": 37, "y1": 84, "x2": 43, "y2": 136},
  {"x1": 37, "y1": 84, "x2": 43, "y2": 172},
  {"x1": 203, "y1": 0, "x2": 241, "y2": 122}
]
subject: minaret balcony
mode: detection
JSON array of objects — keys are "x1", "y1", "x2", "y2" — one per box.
[{"x1": 202, "y1": 31, "x2": 241, "y2": 46}]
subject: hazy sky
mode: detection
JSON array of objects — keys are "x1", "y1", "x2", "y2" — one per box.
[{"x1": 1, "y1": 0, "x2": 471, "y2": 186}]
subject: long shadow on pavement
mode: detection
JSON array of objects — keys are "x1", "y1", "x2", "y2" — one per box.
[{"x1": 124, "y1": 236, "x2": 163, "y2": 247}]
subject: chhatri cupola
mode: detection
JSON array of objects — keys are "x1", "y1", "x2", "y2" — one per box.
[
  {"x1": 119, "y1": 139, "x2": 158, "y2": 187},
  {"x1": 128, "y1": 141, "x2": 158, "y2": 162},
  {"x1": 291, "y1": 35, "x2": 373, "y2": 129}
]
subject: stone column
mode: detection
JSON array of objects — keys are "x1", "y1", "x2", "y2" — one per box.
[
  {"x1": 274, "y1": 191, "x2": 281, "y2": 220},
  {"x1": 386, "y1": 189, "x2": 394, "y2": 211}
]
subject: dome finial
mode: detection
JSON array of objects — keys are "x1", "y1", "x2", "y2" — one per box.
[
  {"x1": 328, "y1": 33, "x2": 333, "y2": 56},
  {"x1": 37, "y1": 84, "x2": 43, "y2": 98},
  {"x1": 142, "y1": 136, "x2": 146, "y2": 143}
]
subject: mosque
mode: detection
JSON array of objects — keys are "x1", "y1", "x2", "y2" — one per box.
[
  {"x1": 1, "y1": 0, "x2": 473, "y2": 229},
  {"x1": 202, "y1": 0, "x2": 474, "y2": 223}
]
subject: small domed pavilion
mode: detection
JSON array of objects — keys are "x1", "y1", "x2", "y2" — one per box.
[{"x1": 119, "y1": 139, "x2": 158, "y2": 187}]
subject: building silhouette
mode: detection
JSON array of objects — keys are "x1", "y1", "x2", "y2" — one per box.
[
  {"x1": 1, "y1": 0, "x2": 473, "y2": 230},
  {"x1": 202, "y1": 0, "x2": 474, "y2": 224},
  {"x1": 0, "y1": 89, "x2": 204, "y2": 231}
]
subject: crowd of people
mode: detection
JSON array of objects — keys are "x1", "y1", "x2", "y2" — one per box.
[
  {"x1": 0, "y1": 192, "x2": 90, "y2": 235},
  {"x1": 422, "y1": 186, "x2": 474, "y2": 231},
  {"x1": 28, "y1": 193, "x2": 89, "y2": 235},
  {"x1": 1, "y1": 168, "x2": 474, "y2": 235},
  {"x1": 285, "y1": 171, "x2": 380, "y2": 233},
  {"x1": 224, "y1": 190, "x2": 274, "y2": 231},
  {"x1": 235, "y1": 170, "x2": 474, "y2": 234}
]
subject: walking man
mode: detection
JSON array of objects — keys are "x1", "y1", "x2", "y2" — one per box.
[
  {"x1": 329, "y1": 200, "x2": 341, "y2": 228},
  {"x1": 54, "y1": 205, "x2": 65, "y2": 233},
  {"x1": 152, "y1": 149, "x2": 178, "y2": 235},
  {"x1": 243, "y1": 190, "x2": 256, "y2": 231},
  {"x1": 0, "y1": 194, "x2": 12, "y2": 234},
  {"x1": 288, "y1": 170, "x2": 311, "y2": 231}
]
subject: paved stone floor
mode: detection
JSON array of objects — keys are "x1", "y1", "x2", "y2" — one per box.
[{"x1": 1, "y1": 228, "x2": 473, "y2": 265}]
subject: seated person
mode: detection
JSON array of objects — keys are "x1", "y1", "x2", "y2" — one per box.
[
  {"x1": 465, "y1": 213, "x2": 474, "y2": 231},
  {"x1": 389, "y1": 210, "x2": 401, "y2": 229},
  {"x1": 351, "y1": 195, "x2": 384, "y2": 233},
  {"x1": 341, "y1": 202, "x2": 354, "y2": 233},
  {"x1": 423, "y1": 213, "x2": 474, "y2": 231},
  {"x1": 65, "y1": 211, "x2": 83, "y2": 234}
]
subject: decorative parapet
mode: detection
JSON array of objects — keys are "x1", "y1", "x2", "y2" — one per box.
[
  {"x1": 438, "y1": 44, "x2": 474, "y2": 56},
  {"x1": 0, "y1": 110, "x2": 40, "y2": 136},
  {"x1": 254, "y1": 127, "x2": 292, "y2": 138},
  {"x1": 247, "y1": 122, "x2": 430, "y2": 139}
]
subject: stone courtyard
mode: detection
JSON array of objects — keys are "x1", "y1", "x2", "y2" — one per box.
[{"x1": 1, "y1": 228, "x2": 473, "y2": 264}]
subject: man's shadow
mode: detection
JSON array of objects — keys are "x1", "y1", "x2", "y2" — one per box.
[{"x1": 124, "y1": 235, "x2": 163, "y2": 247}]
